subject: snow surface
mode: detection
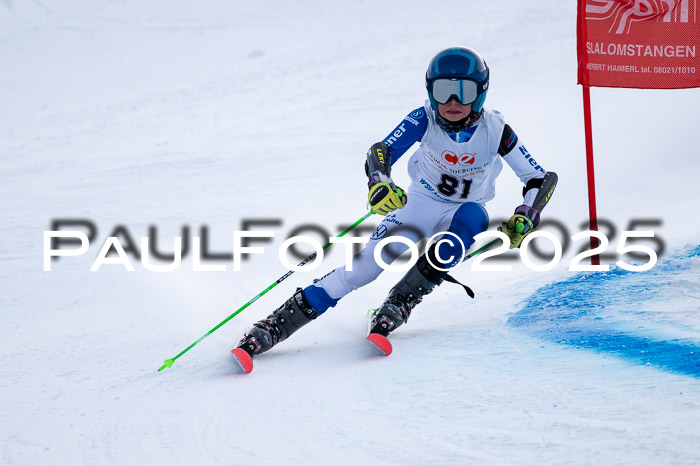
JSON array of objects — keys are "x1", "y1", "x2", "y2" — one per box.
[{"x1": 2, "y1": 0, "x2": 700, "y2": 465}]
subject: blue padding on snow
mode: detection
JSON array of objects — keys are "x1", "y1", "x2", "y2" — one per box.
[
  {"x1": 302, "y1": 285, "x2": 338, "y2": 315},
  {"x1": 438, "y1": 202, "x2": 489, "y2": 268},
  {"x1": 510, "y1": 245, "x2": 700, "y2": 378}
]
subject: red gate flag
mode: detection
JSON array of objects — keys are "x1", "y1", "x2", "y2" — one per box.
[{"x1": 577, "y1": 0, "x2": 700, "y2": 88}]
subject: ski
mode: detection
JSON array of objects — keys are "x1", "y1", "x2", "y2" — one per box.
[
  {"x1": 232, "y1": 307, "x2": 396, "y2": 375},
  {"x1": 366, "y1": 308, "x2": 393, "y2": 356},
  {"x1": 231, "y1": 348, "x2": 253, "y2": 374},
  {"x1": 366, "y1": 333, "x2": 393, "y2": 356}
]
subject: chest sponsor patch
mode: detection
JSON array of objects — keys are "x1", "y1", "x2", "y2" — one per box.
[
  {"x1": 430, "y1": 150, "x2": 488, "y2": 176},
  {"x1": 442, "y1": 150, "x2": 476, "y2": 167}
]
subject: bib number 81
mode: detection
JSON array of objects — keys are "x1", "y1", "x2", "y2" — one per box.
[{"x1": 437, "y1": 174, "x2": 472, "y2": 199}]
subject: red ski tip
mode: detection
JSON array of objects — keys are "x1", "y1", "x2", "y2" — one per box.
[
  {"x1": 231, "y1": 348, "x2": 253, "y2": 374},
  {"x1": 366, "y1": 333, "x2": 392, "y2": 356}
]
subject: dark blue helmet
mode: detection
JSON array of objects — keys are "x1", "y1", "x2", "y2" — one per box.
[{"x1": 425, "y1": 47, "x2": 489, "y2": 113}]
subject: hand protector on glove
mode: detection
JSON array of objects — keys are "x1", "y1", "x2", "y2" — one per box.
[
  {"x1": 367, "y1": 172, "x2": 407, "y2": 216},
  {"x1": 499, "y1": 205, "x2": 541, "y2": 249}
]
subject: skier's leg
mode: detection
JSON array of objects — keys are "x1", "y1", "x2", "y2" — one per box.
[
  {"x1": 370, "y1": 202, "x2": 489, "y2": 336},
  {"x1": 436, "y1": 201, "x2": 490, "y2": 268},
  {"x1": 236, "y1": 287, "x2": 319, "y2": 357},
  {"x1": 302, "y1": 220, "x2": 422, "y2": 311},
  {"x1": 237, "y1": 189, "x2": 439, "y2": 357},
  {"x1": 235, "y1": 229, "x2": 417, "y2": 358},
  {"x1": 303, "y1": 189, "x2": 439, "y2": 314}
]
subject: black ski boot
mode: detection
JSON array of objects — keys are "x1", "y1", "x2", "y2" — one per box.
[
  {"x1": 369, "y1": 249, "x2": 448, "y2": 337},
  {"x1": 236, "y1": 288, "x2": 318, "y2": 359}
]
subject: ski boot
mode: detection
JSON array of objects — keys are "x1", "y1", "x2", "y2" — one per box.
[
  {"x1": 367, "y1": 250, "x2": 448, "y2": 355},
  {"x1": 232, "y1": 288, "x2": 318, "y2": 373}
]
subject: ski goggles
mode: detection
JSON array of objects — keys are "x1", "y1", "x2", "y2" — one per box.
[{"x1": 430, "y1": 78, "x2": 480, "y2": 105}]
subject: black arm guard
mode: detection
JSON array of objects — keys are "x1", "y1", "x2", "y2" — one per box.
[
  {"x1": 365, "y1": 142, "x2": 392, "y2": 178},
  {"x1": 522, "y1": 177, "x2": 544, "y2": 197},
  {"x1": 498, "y1": 124, "x2": 519, "y2": 156},
  {"x1": 531, "y1": 171, "x2": 557, "y2": 213}
]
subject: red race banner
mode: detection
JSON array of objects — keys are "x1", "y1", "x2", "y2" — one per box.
[{"x1": 577, "y1": 0, "x2": 700, "y2": 88}]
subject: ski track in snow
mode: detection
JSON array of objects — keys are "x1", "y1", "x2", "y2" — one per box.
[{"x1": 2, "y1": 0, "x2": 700, "y2": 465}]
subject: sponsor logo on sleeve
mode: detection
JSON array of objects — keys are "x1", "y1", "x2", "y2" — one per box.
[
  {"x1": 404, "y1": 109, "x2": 425, "y2": 126},
  {"x1": 519, "y1": 145, "x2": 545, "y2": 174},
  {"x1": 385, "y1": 123, "x2": 407, "y2": 145}
]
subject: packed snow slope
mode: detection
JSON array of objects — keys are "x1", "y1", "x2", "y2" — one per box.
[{"x1": 2, "y1": 0, "x2": 700, "y2": 465}]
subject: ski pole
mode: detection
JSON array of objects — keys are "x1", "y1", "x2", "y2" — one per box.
[
  {"x1": 464, "y1": 238, "x2": 500, "y2": 260},
  {"x1": 158, "y1": 211, "x2": 374, "y2": 371}
]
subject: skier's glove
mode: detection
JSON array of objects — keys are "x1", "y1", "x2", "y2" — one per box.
[
  {"x1": 367, "y1": 172, "x2": 407, "y2": 216},
  {"x1": 498, "y1": 205, "x2": 541, "y2": 249}
]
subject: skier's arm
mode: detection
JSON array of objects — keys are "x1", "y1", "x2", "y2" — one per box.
[
  {"x1": 381, "y1": 107, "x2": 429, "y2": 165},
  {"x1": 498, "y1": 124, "x2": 548, "y2": 206},
  {"x1": 498, "y1": 124, "x2": 557, "y2": 248},
  {"x1": 364, "y1": 107, "x2": 427, "y2": 215},
  {"x1": 364, "y1": 107, "x2": 428, "y2": 175},
  {"x1": 365, "y1": 142, "x2": 407, "y2": 215}
]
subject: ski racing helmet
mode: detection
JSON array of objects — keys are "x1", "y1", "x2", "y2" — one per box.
[{"x1": 425, "y1": 47, "x2": 489, "y2": 114}]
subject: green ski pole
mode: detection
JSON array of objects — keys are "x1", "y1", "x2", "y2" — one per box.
[
  {"x1": 464, "y1": 238, "x2": 500, "y2": 260},
  {"x1": 158, "y1": 211, "x2": 374, "y2": 371}
]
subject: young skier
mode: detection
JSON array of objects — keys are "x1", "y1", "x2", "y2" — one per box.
[{"x1": 232, "y1": 46, "x2": 555, "y2": 372}]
